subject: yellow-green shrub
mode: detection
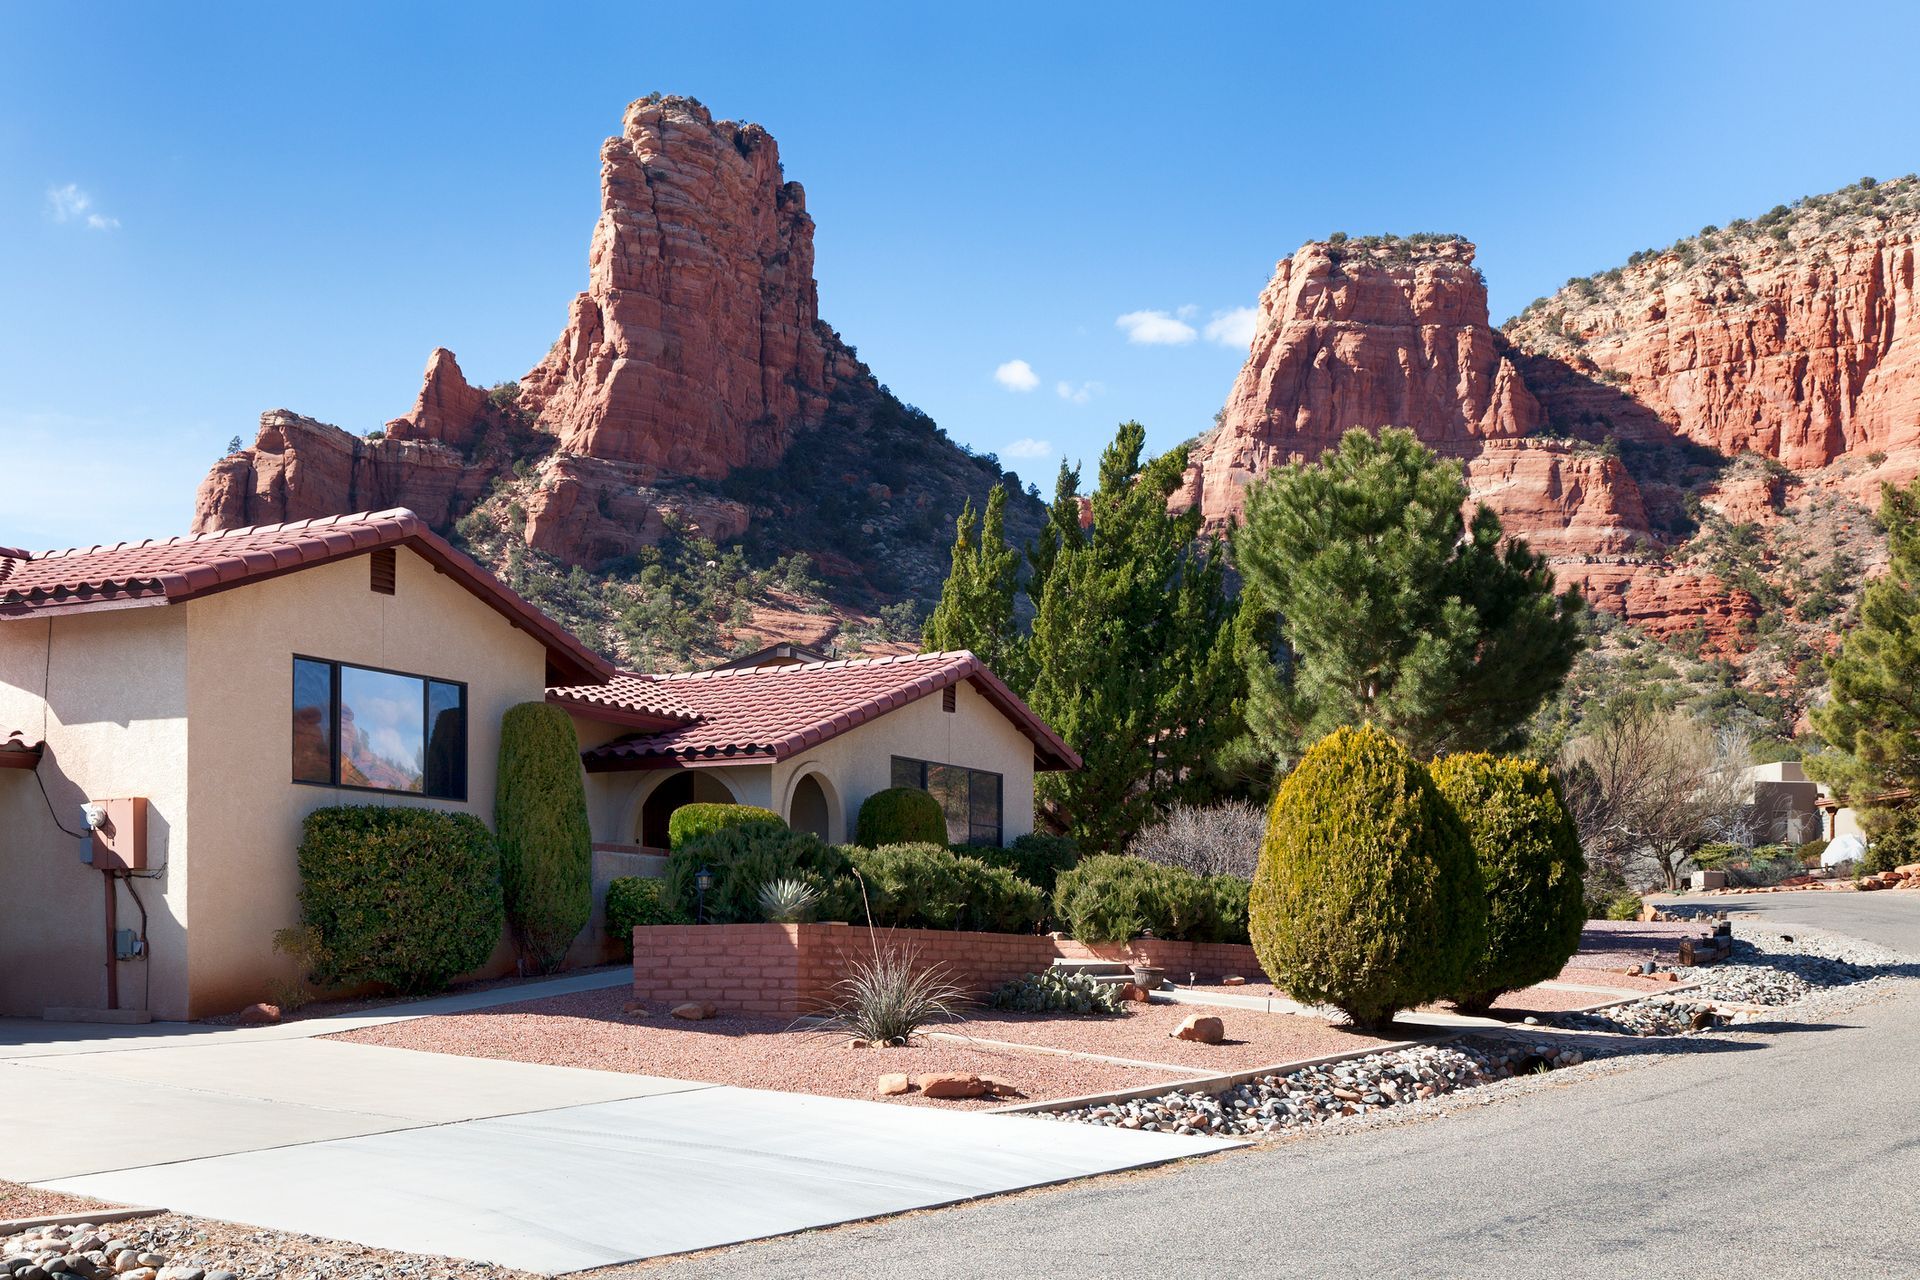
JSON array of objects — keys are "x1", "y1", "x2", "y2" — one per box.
[
  {"x1": 496, "y1": 702, "x2": 593, "y2": 973},
  {"x1": 855, "y1": 787, "x2": 947, "y2": 847},
  {"x1": 1430, "y1": 753, "x2": 1586, "y2": 1014},
  {"x1": 1250, "y1": 724, "x2": 1484, "y2": 1030},
  {"x1": 667, "y1": 802, "x2": 784, "y2": 851}
]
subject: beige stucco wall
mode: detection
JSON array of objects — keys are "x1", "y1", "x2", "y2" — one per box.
[
  {"x1": 588, "y1": 678, "x2": 1038, "y2": 851},
  {"x1": 182, "y1": 547, "x2": 550, "y2": 1016},
  {"x1": 0, "y1": 608, "x2": 191, "y2": 1018}
]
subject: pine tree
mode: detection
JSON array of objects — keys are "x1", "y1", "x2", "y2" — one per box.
[
  {"x1": 1235, "y1": 427, "x2": 1581, "y2": 763},
  {"x1": 1809, "y1": 477, "x2": 1920, "y2": 828},
  {"x1": 1024, "y1": 423, "x2": 1242, "y2": 853},
  {"x1": 921, "y1": 484, "x2": 1021, "y2": 674}
]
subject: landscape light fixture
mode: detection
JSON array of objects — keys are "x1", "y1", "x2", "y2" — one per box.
[{"x1": 695, "y1": 865, "x2": 715, "y2": 923}]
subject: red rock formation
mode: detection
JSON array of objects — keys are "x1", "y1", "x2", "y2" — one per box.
[
  {"x1": 194, "y1": 411, "x2": 489, "y2": 532},
  {"x1": 385, "y1": 348, "x2": 488, "y2": 449},
  {"x1": 518, "y1": 95, "x2": 863, "y2": 478},
  {"x1": 521, "y1": 454, "x2": 749, "y2": 565},
  {"x1": 1462, "y1": 443, "x2": 1650, "y2": 559}
]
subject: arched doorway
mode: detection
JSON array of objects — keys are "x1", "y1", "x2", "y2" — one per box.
[
  {"x1": 638, "y1": 772, "x2": 736, "y2": 849},
  {"x1": 789, "y1": 773, "x2": 831, "y2": 841}
]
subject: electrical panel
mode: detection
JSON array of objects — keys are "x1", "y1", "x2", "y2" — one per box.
[{"x1": 83, "y1": 797, "x2": 147, "y2": 872}]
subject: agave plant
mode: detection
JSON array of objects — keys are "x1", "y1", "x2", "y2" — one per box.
[
  {"x1": 816, "y1": 944, "x2": 970, "y2": 1045},
  {"x1": 757, "y1": 877, "x2": 821, "y2": 924}
]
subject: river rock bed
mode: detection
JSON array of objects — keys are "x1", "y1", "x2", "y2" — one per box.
[
  {"x1": 0, "y1": 1218, "x2": 536, "y2": 1280},
  {"x1": 1044, "y1": 1040, "x2": 1584, "y2": 1138},
  {"x1": 1545, "y1": 998, "x2": 1734, "y2": 1036}
]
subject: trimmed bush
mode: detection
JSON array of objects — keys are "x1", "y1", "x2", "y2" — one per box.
[
  {"x1": 845, "y1": 843, "x2": 1046, "y2": 933},
  {"x1": 605, "y1": 877, "x2": 689, "y2": 957},
  {"x1": 978, "y1": 832, "x2": 1080, "y2": 894},
  {"x1": 496, "y1": 702, "x2": 593, "y2": 973},
  {"x1": 991, "y1": 969, "x2": 1124, "y2": 1015},
  {"x1": 1052, "y1": 855, "x2": 1223, "y2": 944},
  {"x1": 1604, "y1": 891, "x2": 1643, "y2": 921},
  {"x1": 1430, "y1": 753, "x2": 1586, "y2": 1014},
  {"x1": 855, "y1": 787, "x2": 947, "y2": 847},
  {"x1": 667, "y1": 802, "x2": 785, "y2": 851},
  {"x1": 666, "y1": 824, "x2": 854, "y2": 924},
  {"x1": 1250, "y1": 724, "x2": 1485, "y2": 1031},
  {"x1": 1205, "y1": 874, "x2": 1252, "y2": 946},
  {"x1": 296, "y1": 805, "x2": 503, "y2": 994}
]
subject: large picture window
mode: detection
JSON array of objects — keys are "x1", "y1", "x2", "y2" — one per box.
[
  {"x1": 292, "y1": 657, "x2": 468, "y2": 800},
  {"x1": 891, "y1": 755, "x2": 1003, "y2": 846}
]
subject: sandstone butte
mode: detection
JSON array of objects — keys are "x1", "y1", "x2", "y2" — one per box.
[
  {"x1": 195, "y1": 95, "x2": 871, "y2": 564},
  {"x1": 1178, "y1": 193, "x2": 1920, "y2": 651}
]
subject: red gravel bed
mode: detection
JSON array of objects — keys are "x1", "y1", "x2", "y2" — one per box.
[
  {"x1": 1569, "y1": 919, "x2": 1706, "y2": 959},
  {"x1": 950, "y1": 1003, "x2": 1396, "y2": 1071},
  {"x1": 1555, "y1": 964, "x2": 1682, "y2": 992},
  {"x1": 0, "y1": 1179, "x2": 119, "y2": 1222},
  {"x1": 330, "y1": 988, "x2": 1189, "y2": 1108}
]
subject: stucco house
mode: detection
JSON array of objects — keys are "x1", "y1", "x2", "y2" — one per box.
[{"x1": 0, "y1": 507, "x2": 1076, "y2": 1023}]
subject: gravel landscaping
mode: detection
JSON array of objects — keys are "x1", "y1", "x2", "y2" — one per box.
[
  {"x1": 332, "y1": 988, "x2": 1191, "y2": 1106},
  {"x1": 948, "y1": 1004, "x2": 1397, "y2": 1071},
  {"x1": 0, "y1": 1180, "x2": 117, "y2": 1225},
  {"x1": 1045, "y1": 1040, "x2": 1586, "y2": 1137},
  {"x1": 0, "y1": 1215, "x2": 539, "y2": 1280}
]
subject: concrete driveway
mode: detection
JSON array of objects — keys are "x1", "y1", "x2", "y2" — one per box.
[{"x1": 1, "y1": 972, "x2": 1236, "y2": 1273}]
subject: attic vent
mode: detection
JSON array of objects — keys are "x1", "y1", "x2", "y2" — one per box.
[
  {"x1": 370, "y1": 548, "x2": 397, "y2": 595},
  {"x1": 942, "y1": 686, "x2": 957, "y2": 713}
]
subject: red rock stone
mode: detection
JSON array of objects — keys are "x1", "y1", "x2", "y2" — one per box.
[
  {"x1": 915, "y1": 1072, "x2": 988, "y2": 1099},
  {"x1": 385, "y1": 348, "x2": 489, "y2": 449},
  {"x1": 875, "y1": 1072, "x2": 912, "y2": 1096},
  {"x1": 670, "y1": 1001, "x2": 717, "y2": 1020},
  {"x1": 1220, "y1": 976, "x2": 1247, "y2": 986},
  {"x1": 1171, "y1": 1013, "x2": 1225, "y2": 1044},
  {"x1": 237, "y1": 1002, "x2": 282, "y2": 1025}
]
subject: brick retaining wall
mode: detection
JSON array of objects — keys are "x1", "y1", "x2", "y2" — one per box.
[{"x1": 630, "y1": 923, "x2": 1263, "y2": 1016}]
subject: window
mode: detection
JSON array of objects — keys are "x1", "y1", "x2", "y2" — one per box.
[
  {"x1": 890, "y1": 755, "x2": 1002, "y2": 846},
  {"x1": 292, "y1": 657, "x2": 467, "y2": 800}
]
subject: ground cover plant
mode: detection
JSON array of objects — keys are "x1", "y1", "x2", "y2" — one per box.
[{"x1": 990, "y1": 969, "x2": 1125, "y2": 1015}]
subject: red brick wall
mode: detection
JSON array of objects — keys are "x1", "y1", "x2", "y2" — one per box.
[{"x1": 631, "y1": 923, "x2": 1263, "y2": 1015}]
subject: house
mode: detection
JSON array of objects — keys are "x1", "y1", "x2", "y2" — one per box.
[
  {"x1": 549, "y1": 651, "x2": 1080, "y2": 853},
  {"x1": 1741, "y1": 761, "x2": 1822, "y2": 845},
  {"x1": 0, "y1": 507, "x2": 1075, "y2": 1022}
]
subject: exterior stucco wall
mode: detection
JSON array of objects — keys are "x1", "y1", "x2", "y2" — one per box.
[
  {"x1": 182, "y1": 547, "x2": 550, "y2": 1016},
  {"x1": 588, "y1": 679, "x2": 1038, "y2": 850},
  {"x1": 0, "y1": 609, "x2": 191, "y2": 1018}
]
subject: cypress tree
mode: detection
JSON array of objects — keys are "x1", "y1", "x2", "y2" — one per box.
[
  {"x1": 495, "y1": 701, "x2": 593, "y2": 973},
  {"x1": 921, "y1": 484, "x2": 1021, "y2": 674}
]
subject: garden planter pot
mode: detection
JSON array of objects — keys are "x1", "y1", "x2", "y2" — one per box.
[{"x1": 1130, "y1": 965, "x2": 1165, "y2": 991}]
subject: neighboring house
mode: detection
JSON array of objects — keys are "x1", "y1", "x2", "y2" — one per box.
[
  {"x1": 549, "y1": 652, "x2": 1080, "y2": 853},
  {"x1": 0, "y1": 509, "x2": 612, "y2": 1021},
  {"x1": 1742, "y1": 761, "x2": 1822, "y2": 845},
  {"x1": 0, "y1": 507, "x2": 1076, "y2": 1023}
]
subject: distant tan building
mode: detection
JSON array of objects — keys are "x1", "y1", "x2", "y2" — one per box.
[{"x1": 1742, "y1": 761, "x2": 1822, "y2": 845}]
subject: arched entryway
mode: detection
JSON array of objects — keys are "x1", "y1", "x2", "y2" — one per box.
[
  {"x1": 637, "y1": 771, "x2": 737, "y2": 849},
  {"x1": 789, "y1": 773, "x2": 831, "y2": 840}
]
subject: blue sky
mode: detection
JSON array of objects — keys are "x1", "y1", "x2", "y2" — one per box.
[{"x1": 5, "y1": 1, "x2": 1918, "y2": 549}]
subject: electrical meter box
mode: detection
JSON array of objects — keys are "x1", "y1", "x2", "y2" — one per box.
[{"x1": 83, "y1": 797, "x2": 147, "y2": 872}]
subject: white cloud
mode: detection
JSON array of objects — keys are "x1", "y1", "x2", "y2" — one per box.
[
  {"x1": 1176, "y1": 304, "x2": 1199, "y2": 320},
  {"x1": 1055, "y1": 380, "x2": 1104, "y2": 405},
  {"x1": 1116, "y1": 309, "x2": 1197, "y2": 345},
  {"x1": 46, "y1": 183, "x2": 118, "y2": 230},
  {"x1": 993, "y1": 358, "x2": 1040, "y2": 392},
  {"x1": 1005, "y1": 438, "x2": 1054, "y2": 459},
  {"x1": 1203, "y1": 306, "x2": 1260, "y2": 348}
]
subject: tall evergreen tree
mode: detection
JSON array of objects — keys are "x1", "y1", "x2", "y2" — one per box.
[
  {"x1": 1235, "y1": 427, "x2": 1581, "y2": 764},
  {"x1": 1023, "y1": 423, "x2": 1242, "y2": 853},
  {"x1": 1809, "y1": 477, "x2": 1920, "y2": 828},
  {"x1": 921, "y1": 484, "x2": 1021, "y2": 673}
]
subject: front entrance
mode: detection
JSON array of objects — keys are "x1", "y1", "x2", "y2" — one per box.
[
  {"x1": 638, "y1": 772, "x2": 735, "y2": 850},
  {"x1": 789, "y1": 773, "x2": 830, "y2": 840}
]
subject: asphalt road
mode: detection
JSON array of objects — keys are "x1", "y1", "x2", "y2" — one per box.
[{"x1": 630, "y1": 894, "x2": 1920, "y2": 1280}]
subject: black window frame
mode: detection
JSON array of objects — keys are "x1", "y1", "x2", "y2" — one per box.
[
  {"x1": 890, "y1": 754, "x2": 1003, "y2": 847},
  {"x1": 292, "y1": 655, "x2": 469, "y2": 801}
]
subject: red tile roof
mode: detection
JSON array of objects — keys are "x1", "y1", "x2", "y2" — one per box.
[
  {"x1": 553, "y1": 651, "x2": 1080, "y2": 772},
  {"x1": 0, "y1": 728, "x2": 43, "y2": 770},
  {"x1": 0, "y1": 509, "x2": 613, "y2": 686}
]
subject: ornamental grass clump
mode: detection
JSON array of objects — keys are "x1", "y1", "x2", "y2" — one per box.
[
  {"x1": 816, "y1": 944, "x2": 970, "y2": 1045},
  {"x1": 1250, "y1": 724, "x2": 1485, "y2": 1032},
  {"x1": 1429, "y1": 753, "x2": 1586, "y2": 1015}
]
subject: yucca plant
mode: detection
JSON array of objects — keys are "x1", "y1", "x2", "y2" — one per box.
[
  {"x1": 816, "y1": 944, "x2": 970, "y2": 1045},
  {"x1": 757, "y1": 877, "x2": 821, "y2": 924}
]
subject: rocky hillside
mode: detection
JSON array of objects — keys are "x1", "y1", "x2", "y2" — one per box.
[
  {"x1": 196, "y1": 96, "x2": 1038, "y2": 668},
  {"x1": 1182, "y1": 177, "x2": 1920, "y2": 740}
]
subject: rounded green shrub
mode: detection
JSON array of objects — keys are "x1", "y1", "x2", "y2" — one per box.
[
  {"x1": 1205, "y1": 874, "x2": 1252, "y2": 946},
  {"x1": 1429, "y1": 753, "x2": 1586, "y2": 1014},
  {"x1": 1250, "y1": 724, "x2": 1485, "y2": 1031},
  {"x1": 667, "y1": 802, "x2": 785, "y2": 851},
  {"x1": 855, "y1": 787, "x2": 947, "y2": 847},
  {"x1": 1052, "y1": 855, "x2": 1222, "y2": 944},
  {"x1": 845, "y1": 843, "x2": 1045, "y2": 933},
  {"x1": 666, "y1": 824, "x2": 852, "y2": 923},
  {"x1": 605, "y1": 876, "x2": 690, "y2": 957},
  {"x1": 496, "y1": 702, "x2": 593, "y2": 974},
  {"x1": 296, "y1": 804, "x2": 503, "y2": 994},
  {"x1": 1603, "y1": 891, "x2": 1643, "y2": 921},
  {"x1": 978, "y1": 832, "x2": 1080, "y2": 893}
]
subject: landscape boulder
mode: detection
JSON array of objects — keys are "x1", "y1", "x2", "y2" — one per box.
[
  {"x1": 670, "y1": 1001, "x2": 717, "y2": 1021},
  {"x1": 915, "y1": 1072, "x2": 989, "y2": 1099},
  {"x1": 875, "y1": 1073, "x2": 912, "y2": 1096},
  {"x1": 1171, "y1": 1014, "x2": 1225, "y2": 1044},
  {"x1": 237, "y1": 1002, "x2": 282, "y2": 1026}
]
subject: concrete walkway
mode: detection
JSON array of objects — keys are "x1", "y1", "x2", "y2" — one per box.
[{"x1": 4, "y1": 971, "x2": 1237, "y2": 1273}]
